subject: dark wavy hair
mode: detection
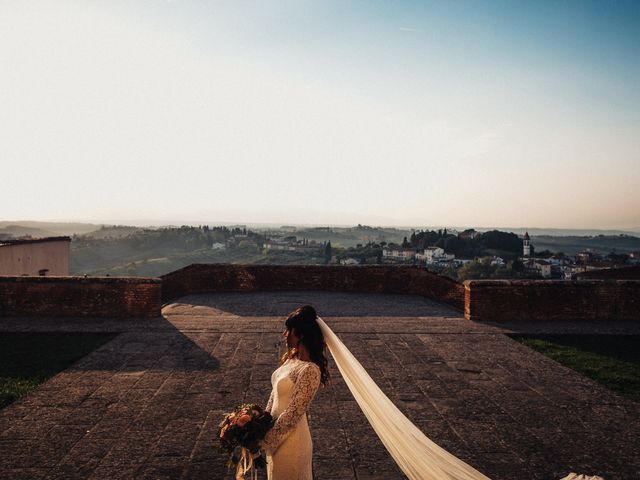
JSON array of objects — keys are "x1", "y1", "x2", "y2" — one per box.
[{"x1": 282, "y1": 305, "x2": 330, "y2": 386}]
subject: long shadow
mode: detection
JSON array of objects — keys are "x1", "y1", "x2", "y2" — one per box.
[
  {"x1": 0, "y1": 315, "x2": 243, "y2": 479},
  {"x1": 163, "y1": 290, "x2": 463, "y2": 318},
  {"x1": 95, "y1": 323, "x2": 217, "y2": 373},
  {"x1": 0, "y1": 315, "x2": 223, "y2": 374},
  {"x1": 0, "y1": 332, "x2": 118, "y2": 410}
]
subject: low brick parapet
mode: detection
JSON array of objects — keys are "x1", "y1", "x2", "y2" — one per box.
[
  {"x1": 160, "y1": 264, "x2": 466, "y2": 310},
  {"x1": 464, "y1": 278, "x2": 640, "y2": 322},
  {"x1": 3, "y1": 266, "x2": 638, "y2": 322},
  {"x1": 0, "y1": 276, "x2": 162, "y2": 318},
  {"x1": 576, "y1": 265, "x2": 640, "y2": 280}
]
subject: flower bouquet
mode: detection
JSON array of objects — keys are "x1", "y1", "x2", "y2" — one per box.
[{"x1": 218, "y1": 403, "x2": 274, "y2": 479}]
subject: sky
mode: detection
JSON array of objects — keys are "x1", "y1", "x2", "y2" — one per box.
[{"x1": 1, "y1": 0, "x2": 639, "y2": 229}]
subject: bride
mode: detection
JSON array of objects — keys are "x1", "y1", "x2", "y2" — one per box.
[
  {"x1": 257, "y1": 305, "x2": 598, "y2": 480},
  {"x1": 258, "y1": 304, "x2": 490, "y2": 480},
  {"x1": 260, "y1": 305, "x2": 329, "y2": 480}
]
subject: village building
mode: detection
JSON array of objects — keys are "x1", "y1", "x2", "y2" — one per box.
[
  {"x1": 0, "y1": 236, "x2": 71, "y2": 276},
  {"x1": 423, "y1": 246, "x2": 444, "y2": 262},
  {"x1": 577, "y1": 250, "x2": 602, "y2": 264},
  {"x1": 340, "y1": 257, "x2": 361, "y2": 265},
  {"x1": 382, "y1": 247, "x2": 415, "y2": 260},
  {"x1": 523, "y1": 258, "x2": 552, "y2": 278},
  {"x1": 416, "y1": 247, "x2": 455, "y2": 265},
  {"x1": 452, "y1": 258, "x2": 472, "y2": 268},
  {"x1": 561, "y1": 264, "x2": 588, "y2": 279},
  {"x1": 490, "y1": 256, "x2": 505, "y2": 267},
  {"x1": 523, "y1": 231, "x2": 531, "y2": 257},
  {"x1": 264, "y1": 237, "x2": 323, "y2": 252}
]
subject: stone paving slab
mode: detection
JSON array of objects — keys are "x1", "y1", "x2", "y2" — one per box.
[{"x1": 0, "y1": 291, "x2": 639, "y2": 479}]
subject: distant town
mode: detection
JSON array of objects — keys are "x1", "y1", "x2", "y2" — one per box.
[{"x1": 1, "y1": 222, "x2": 639, "y2": 280}]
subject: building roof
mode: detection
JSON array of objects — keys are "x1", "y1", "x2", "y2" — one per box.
[{"x1": 0, "y1": 236, "x2": 71, "y2": 247}]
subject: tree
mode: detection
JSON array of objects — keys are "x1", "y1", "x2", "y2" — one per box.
[
  {"x1": 510, "y1": 259, "x2": 525, "y2": 273},
  {"x1": 401, "y1": 236, "x2": 410, "y2": 248},
  {"x1": 443, "y1": 236, "x2": 463, "y2": 255},
  {"x1": 126, "y1": 262, "x2": 137, "y2": 276},
  {"x1": 324, "y1": 241, "x2": 332, "y2": 264},
  {"x1": 457, "y1": 259, "x2": 496, "y2": 280},
  {"x1": 440, "y1": 264, "x2": 458, "y2": 280},
  {"x1": 607, "y1": 252, "x2": 629, "y2": 264},
  {"x1": 479, "y1": 230, "x2": 522, "y2": 253}
]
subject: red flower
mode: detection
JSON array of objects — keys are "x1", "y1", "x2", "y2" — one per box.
[{"x1": 236, "y1": 414, "x2": 252, "y2": 428}]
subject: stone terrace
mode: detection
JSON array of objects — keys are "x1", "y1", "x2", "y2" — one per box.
[{"x1": 0, "y1": 291, "x2": 639, "y2": 479}]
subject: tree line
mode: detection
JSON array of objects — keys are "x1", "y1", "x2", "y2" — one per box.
[
  {"x1": 397, "y1": 229, "x2": 524, "y2": 259},
  {"x1": 73, "y1": 225, "x2": 262, "y2": 252}
]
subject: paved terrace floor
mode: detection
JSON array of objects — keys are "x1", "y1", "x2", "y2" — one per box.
[{"x1": 1, "y1": 291, "x2": 639, "y2": 480}]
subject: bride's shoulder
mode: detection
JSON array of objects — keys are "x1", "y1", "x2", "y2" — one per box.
[
  {"x1": 298, "y1": 360, "x2": 321, "y2": 379},
  {"x1": 302, "y1": 361, "x2": 320, "y2": 372},
  {"x1": 291, "y1": 358, "x2": 320, "y2": 372}
]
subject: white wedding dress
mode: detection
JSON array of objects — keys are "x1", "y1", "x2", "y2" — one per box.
[
  {"x1": 257, "y1": 318, "x2": 596, "y2": 480},
  {"x1": 261, "y1": 357, "x2": 321, "y2": 480}
]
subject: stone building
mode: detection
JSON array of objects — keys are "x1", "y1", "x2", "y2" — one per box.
[
  {"x1": 0, "y1": 236, "x2": 71, "y2": 276},
  {"x1": 523, "y1": 231, "x2": 531, "y2": 257}
]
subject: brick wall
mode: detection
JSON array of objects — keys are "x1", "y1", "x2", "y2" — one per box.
[
  {"x1": 0, "y1": 276, "x2": 162, "y2": 318},
  {"x1": 161, "y1": 264, "x2": 466, "y2": 310},
  {"x1": 4, "y1": 266, "x2": 637, "y2": 321},
  {"x1": 576, "y1": 266, "x2": 640, "y2": 280},
  {"x1": 464, "y1": 279, "x2": 640, "y2": 322}
]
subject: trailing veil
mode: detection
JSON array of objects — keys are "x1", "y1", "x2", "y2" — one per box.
[{"x1": 316, "y1": 316, "x2": 491, "y2": 480}]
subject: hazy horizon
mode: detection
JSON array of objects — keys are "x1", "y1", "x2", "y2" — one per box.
[
  {"x1": 2, "y1": 1, "x2": 639, "y2": 230},
  {"x1": 2, "y1": 217, "x2": 639, "y2": 236}
]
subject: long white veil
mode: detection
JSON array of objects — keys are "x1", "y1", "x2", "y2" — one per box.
[{"x1": 316, "y1": 316, "x2": 491, "y2": 480}]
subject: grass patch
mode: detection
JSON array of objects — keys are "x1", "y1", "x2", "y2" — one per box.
[
  {"x1": 511, "y1": 335, "x2": 640, "y2": 402},
  {"x1": 0, "y1": 332, "x2": 117, "y2": 410}
]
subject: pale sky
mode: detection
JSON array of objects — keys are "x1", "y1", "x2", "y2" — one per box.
[{"x1": 1, "y1": 1, "x2": 639, "y2": 229}]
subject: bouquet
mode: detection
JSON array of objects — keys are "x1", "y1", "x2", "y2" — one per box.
[{"x1": 218, "y1": 403, "x2": 274, "y2": 479}]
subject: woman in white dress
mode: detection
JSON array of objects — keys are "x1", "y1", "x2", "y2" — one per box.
[
  {"x1": 255, "y1": 308, "x2": 597, "y2": 480},
  {"x1": 260, "y1": 305, "x2": 329, "y2": 480}
]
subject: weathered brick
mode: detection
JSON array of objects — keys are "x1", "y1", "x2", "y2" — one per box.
[
  {"x1": 160, "y1": 264, "x2": 465, "y2": 309},
  {"x1": 0, "y1": 276, "x2": 161, "y2": 318},
  {"x1": 464, "y1": 279, "x2": 640, "y2": 322}
]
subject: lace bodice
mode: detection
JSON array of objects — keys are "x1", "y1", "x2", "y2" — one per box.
[{"x1": 261, "y1": 358, "x2": 321, "y2": 454}]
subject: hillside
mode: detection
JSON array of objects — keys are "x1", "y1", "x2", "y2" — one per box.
[
  {"x1": 531, "y1": 235, "x2": 640, "y2": 255},
  {"x1": 82, "y1": 225, "x2": 145, "y2": 239},
  {"x1": 0, "y1": 221, "x2": 101, "y2": 237},
  {"x1": 69, "y1": 244, "x2": 327, "y2": 277},
  {"x1": 284, "y1": 226, "x2": 410, "y2": 248},
  {"x1": 0, "y1": 224, "x2": 58, "y2": 239}
]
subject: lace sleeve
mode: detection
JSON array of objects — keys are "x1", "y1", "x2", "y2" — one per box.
[
  {"x1": 265, "y1": 389, "x2": 274, "y2": 413},
  {"x1": 261, "y1": 363, "x2": 321, "y2": 454}
]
